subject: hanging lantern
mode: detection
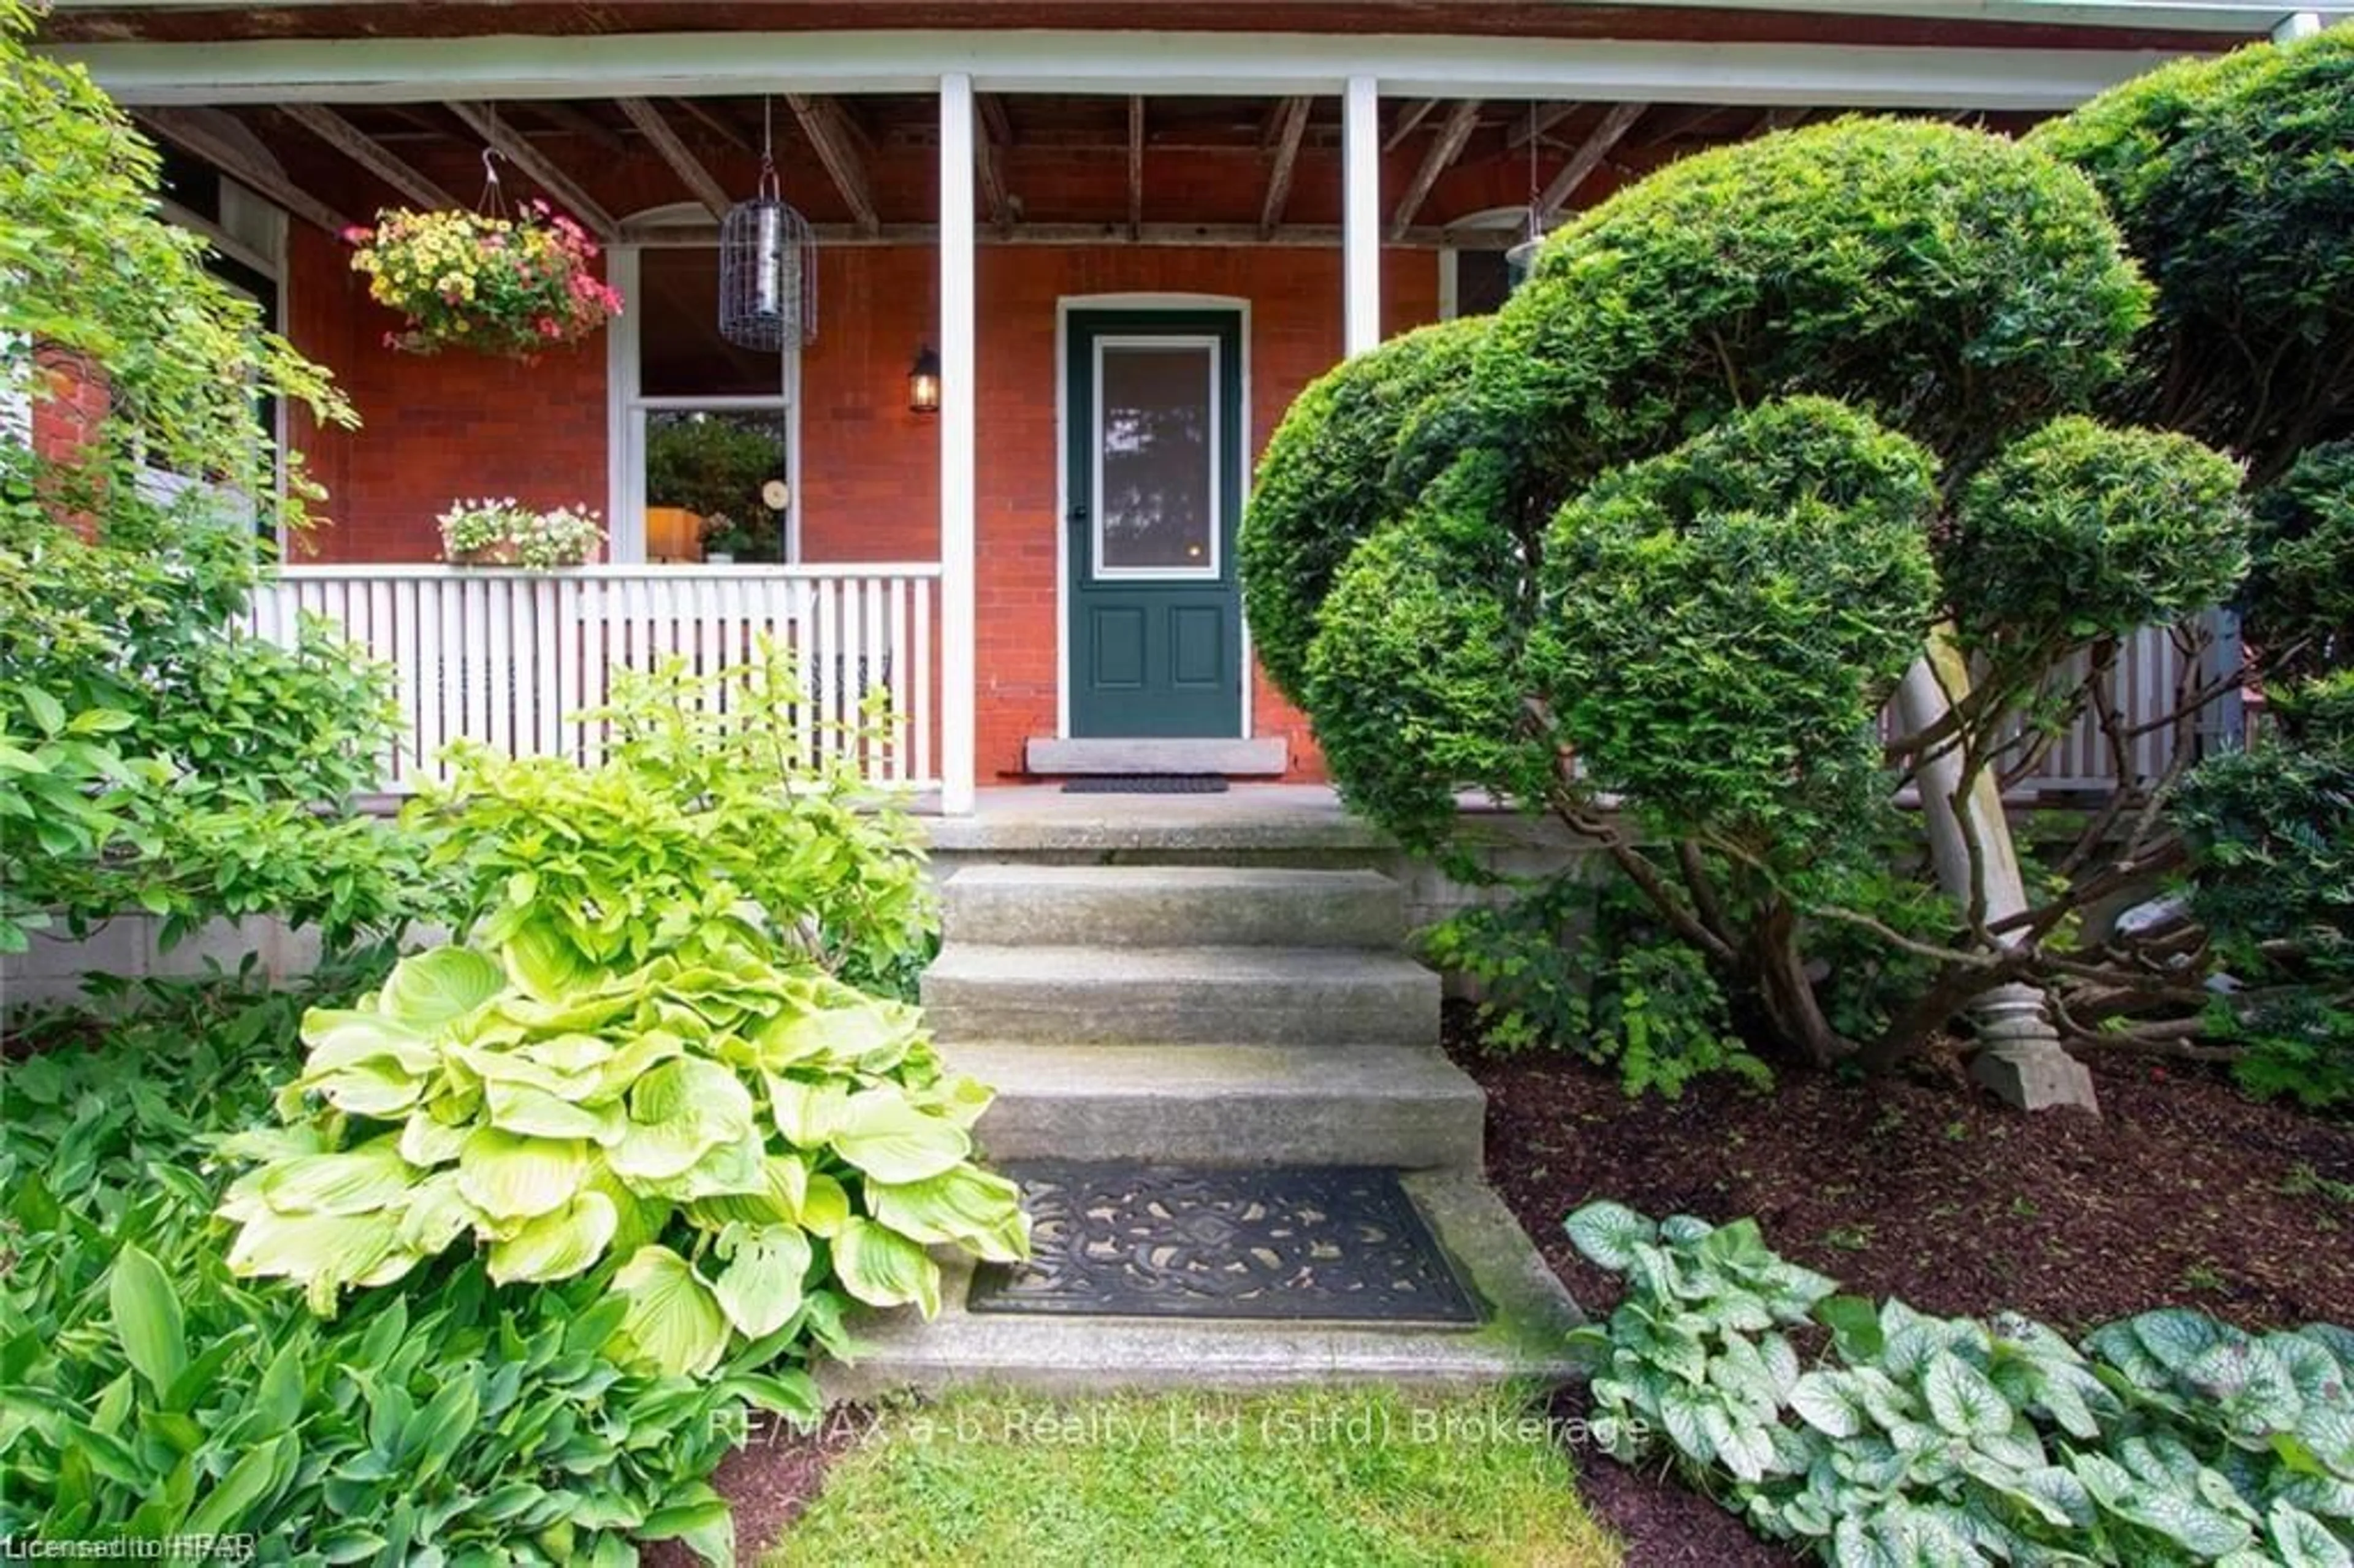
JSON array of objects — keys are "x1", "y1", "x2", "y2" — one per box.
[
  {"x1": 719, "y1": 108, "x2": 817, "y2": 352},
  {"x1": 907, "y1": 344, "x2": 941, "y2": 414}
]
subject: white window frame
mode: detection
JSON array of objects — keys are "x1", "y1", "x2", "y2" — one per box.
[
  {"x1": 606, "y1": 237, "x2": 804, "y2": 565},
  {"x1": 1087, "y1": 332, "x2": 1222, "y2": 584}
]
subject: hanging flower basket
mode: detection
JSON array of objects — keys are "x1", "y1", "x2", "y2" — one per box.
[{"x1": 346, "y1": 201, "x2": 623, "y2": 358}]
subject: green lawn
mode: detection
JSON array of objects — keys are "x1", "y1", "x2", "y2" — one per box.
[{"x1": 772, "y1": 1385, "x2": 1623, "y2": 1567}]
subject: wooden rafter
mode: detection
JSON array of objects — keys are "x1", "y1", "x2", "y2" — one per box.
[
  {"x1": 1127, "y1": 96, "x2": 1144, "y2": 240},
  {"x1": 1390, "y1": 98, "x2": 1480, "y2": 241},
  {"x1": 448, "y1": 101, "x2": 616, "y2": 237},
  {"x1": 1259, "y1": 94, "x2": 1311, "y2": 240},
  {"x1": 1507, "y1": 102, "x2": 1579, "y2": 149},
  {"x1": 1382, "y1": 99, "x2": 1436, "y2": 153},
  {"x1": 674, "y1": 97, "x2": 752, "y2": 153},
  {"x1": 1533, "y1": 99, "x2": 1647, "y2": 226},
  {"x1": 526, "y1": 101, "x2": 625, "y2": 153},
  {"x1": 977, "y1": 92, "x2": 1015, "y2": 151},
  {"x1": 617, "y1": 97, "x2": 729, "y2": 219},
  {"x1": 281, "y1": 102, "x2": 457, "y2": 211},
  {"x1": 1746, "y1": 106, "x2": 1814, "y2": 138},
  {"x1": 974, "y1": 99, "x2": 1013, "y2": 232},
  {"x1": 1634, "y1": 103, "x2": 1723, "y2": 147},
  {"x1": 785, "y1": 93, "x2": 880, "y2": 237},
  {"x1": 137, "y1": 107, "x2": 349, "y2": 234}
]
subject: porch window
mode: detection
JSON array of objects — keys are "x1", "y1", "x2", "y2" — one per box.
[{"x1": 625, "y1": 245, "x2": 797, "y2": 563}]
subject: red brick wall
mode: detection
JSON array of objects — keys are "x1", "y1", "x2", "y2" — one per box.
[{"x1": 282, "y1": 229, "x2": 1441, "y2": 780}]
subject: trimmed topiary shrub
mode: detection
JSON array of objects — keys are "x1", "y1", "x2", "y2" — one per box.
[
  {"x1": 2242, "y1": 441, "x2": 2354, "y2": 691},
  {"x1": 1241, "y1": 316, "x2": 1486, "y2": 704},
  {"x1": 2032, "y1": 29, "x2": 2354, "y2": 485}
]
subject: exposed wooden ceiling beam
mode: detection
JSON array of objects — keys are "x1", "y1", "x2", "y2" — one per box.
[
  {"x1": 448, "y1": 101, "x2": 616, "y2": 238},
  {"x1": 1507, "y1": 102, "x2": 1580, "y2": 149},
  {"x1": 674, "y1": 96, "x2": 752, "y2": 154},
  {"x1": 136, "y1": 107, "x2": 349, "y2": 234},
  {"x1": 1390, "y1": 98, "x2": 1480, "y2": 241},
  {"x1": 1382, "y1": 99, "x2": 1436, "y2": 153},
  {"x1": 1534, "y1": 99, "x2": 1648, "y2": 227},
  {"x1": 977, "y1": 91, "x2": 1015, "y2": 150},
  {"x1": 1259, "y1": 94, "x2": 1311, "y2": 241},
  {"x1": 281, "y1": 101, "x2": 457, "y2": 211},
  {"x1": 1746, "y1": 105, "x2": 1814, "y2": 138},
  {"x1": 526, "y1": 101, "x2": 625, "y2": 153},
  {"x1": 619, "y1": 219, "x2": 1517, "y2": 251},
  {"x1": 1127, "y1": 96, "x2": 1144, "y2": 240},
  {"x1": 785, "y1": 93, "x2": 879, "y2": 237},
  {"x1": 616, "y1": 97, "x2": 730, "y2": 220},
  {"x1": 974, "y1": 99, "x2": 1013, "y2": 233},
  {"x1": 1635, "y1": 104, "x2": 1724, "y2": 147}
]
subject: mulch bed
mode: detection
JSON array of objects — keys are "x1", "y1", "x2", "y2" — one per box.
[
  {"x1": 1459, "y1": 1002, "x2": 2354, "y2": 1564},
  {"x1": 642, "y1": 1410, "x2": 867, "y2": 1568}
]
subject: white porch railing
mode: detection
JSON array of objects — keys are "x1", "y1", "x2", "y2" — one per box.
[{"x1": 249, "y1": 564, "x2": 941, "y2": 793}]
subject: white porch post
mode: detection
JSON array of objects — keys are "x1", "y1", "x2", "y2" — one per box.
[
  {"x1": 1343, "y1": 74, "x2": 1382, "y2": 357},
  {"x1": 2274, "y1": 10, "x2": 2322, "y2": 38},
  {"x1": 939, "y1": 71, "x2": 978, "y2": 814}
]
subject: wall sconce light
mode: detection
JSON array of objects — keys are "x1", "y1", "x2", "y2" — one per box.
[{"x1": 908, "y1": 344, "x2": 941, "y2": 414}]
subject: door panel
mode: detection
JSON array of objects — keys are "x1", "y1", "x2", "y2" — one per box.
[{"x1": 1067, "y1": 308, "x2": 1244, "y2": 739}]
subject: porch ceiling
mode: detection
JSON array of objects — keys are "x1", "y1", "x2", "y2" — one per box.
[{"x1": 138, "y1": 89, "x2": 2051, "y2": 248}]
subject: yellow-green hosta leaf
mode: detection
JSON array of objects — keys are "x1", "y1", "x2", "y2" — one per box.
[
  {"x1": 590, "y1": 1028, "x2": 693, "y2": 1103},
  {"x1": 502, "y1": 916, "x2": 598, "y2": 1004},
  {"x1": 690, "y1": 1154, "x2": 814, "y2": 1230},
  {"x1": 456, "y1": 1128, "x2": 589, "y2": 1220},
  {"x1": 521, "y1": 1030, "x2": 619, "y2": 1077},
  {"x1": 256, "y1": 1140, "x2": 416, "y2": 1217},
  {"x1": 832, "y1": 1217, "x2": 942, "y2": 1316},
  {"x1": 487, "y1": 1189, "x2": 619, "y2": 1285},
  {"x1": 650, "y1": 1128, "x2": 769, "y2": 1203},
  {"x1": 304, "y1": 1058, "x2": 429, "y2": 1119},
  {"x1": 449, "y1": 1042, "x2": 603, "y2": 1100},
  {"x1": 866, "y1": 1166, "x2": 1031, "y2": 1263},
  {"x1": 397, "y1": 1171, "x2": 481, "y2": 1254},
  {"x1": 611, "y1": 1245, "x2": 732, "y2": 1378},
  {"x1": 485, "y1": 1079, "x2": 624, "y2": 1143},
  {"x1": 379, "y1": 946, "x2": 505, "y2": 1030},
  {"x1": 299, "y1": 1009, "x2": 440, "y2": 1077},
  {"x1": 830, "y1": 1089, "x2": 970, "y2": 1184},
  {"x1": 606, "y1": 1058, "x2": 755, "y2": 1184},
  {"x1": 914, "y1": 1071, "x2": 997, "y2": 1131},
  {"x1": 766, "y1": 1075, "x2": 850, "y2": 1148},
  {"x1": 224, "y1": 1206, "x2": 403, "y2": 1307},
  {"x1": 398, "y1": 1111, "x2": 471, "y2": 1168},
  {"x1": 590, "y1": 1172, "x2": 671, "y2": 1263},
  {"x1": 752, "y1": 994, "x2": 921, "y2": 1073},
  {"x1": 712, "y1": 1224, "x2": 813, "y2": 1339},
  {"x1": 800, "y1": 1172, "x2": 851, "y2": 1238}
]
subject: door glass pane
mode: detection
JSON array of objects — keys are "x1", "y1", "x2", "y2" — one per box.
[
  {"x1": 1098, "y1": 343, "x2": 1214, "y2": 573},
  {"x1": 642, "y1": 409, "x2": 789, "y2": 562}
]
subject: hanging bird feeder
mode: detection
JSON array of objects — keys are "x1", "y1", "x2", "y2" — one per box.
[{"x1": 718, "y1": 102, "x2": 818, "y2": 351}]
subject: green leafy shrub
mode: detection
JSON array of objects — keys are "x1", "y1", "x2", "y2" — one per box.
[
  {"x1": 1568, "y1": 1200, "x2": 2354, "y2": 1566},
  {"x1": 2242, "y1": 442, "x2": 2354, "y2": 691},
  {"x1": 218, "y1": 926, "x2": 1023, "y2": 1371},
  {"x1": 413, "y1": 642, "x2": 934, "y2": 997},
  {"x1": 1, "y1": 2, "x2": 420, "y2": 954},
  {"x1": 1240, "y1": 316, "x2": 1486, "y2": 704},
  {"x1": 1246, "y1": 108, "x2": 2254, "y2": 1079},
  {"x1": 1, "y1": 963, "x2": 799, "y2": 1564},
  {"x1": 2032, "y1": 29, "x2": 2354, "y2": 487},
  {"x1": 1425, "y1": 879, "x2": 1769, "y2": 1098},
  {"x1": 1946, "y1": 417, "x2": 2250, "y2": 666}
]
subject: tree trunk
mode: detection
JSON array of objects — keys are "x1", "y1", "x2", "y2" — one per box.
[{"x1": 1893, "y1": 631, "x2": 2100, "y2": 1113}]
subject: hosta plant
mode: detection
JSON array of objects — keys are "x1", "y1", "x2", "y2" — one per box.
[
  {"x1": 1568, "y1": 1201, "x2": 2354, "y2": 1566},
  {"x1": 219, "y1": 924, "x2": 1027, "y2": 1377}
]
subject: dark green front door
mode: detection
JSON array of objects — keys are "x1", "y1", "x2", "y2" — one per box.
[{"x1": 1065, "y1": 308, "x2": 1244, "y2": 738}]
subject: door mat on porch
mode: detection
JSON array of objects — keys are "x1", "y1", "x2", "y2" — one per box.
[
  {"x1": 966, "y1": 1162, "x2": 1479, "y2": 1325},
  {"x1": 1059, "y1": 774, "x2": 1230, "y2": 794}
]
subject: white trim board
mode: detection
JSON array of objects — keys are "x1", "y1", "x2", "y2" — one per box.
[{"x1": 56, "y1": 31, "x2": 2225, "y2": 109}]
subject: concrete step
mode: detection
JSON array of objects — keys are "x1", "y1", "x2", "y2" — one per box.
[
  {"x1": 921, "y1": 944, "x2": 1442, "y2": 1047},
  {"x1": 940, "y1": 864, "x2": 1406, "y2": 950},
  {"x1": 945, "y1": 1041, "x2": 1484, "y2": 1168},
  {"x1": 818, "y1": 1171, "x2": 1584, "y2": 1396}
]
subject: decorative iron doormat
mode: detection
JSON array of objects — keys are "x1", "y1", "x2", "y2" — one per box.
[
  {"x1": 966, "y1": 1163, "x2": 1480, "y2": 1325},
  {"x1": 1059, "y1": 774, "x2": 1229, "y2": 794}
]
